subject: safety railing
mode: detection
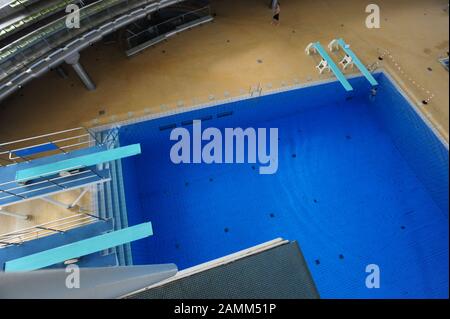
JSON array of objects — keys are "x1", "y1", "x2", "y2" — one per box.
[
  {"x1": 0, "y1": 211, "x2": 105, "y2": 248},
  {"x1": 0, "y1": 0, "x2": 79, "y2": 40},
  {"x1": 126, "y1": 5, "x2": 211, "y2": 50},
  {"x1": 0, "y1": 126, "x2": 121, "y2": 206},
  {"x1": 0, "y1": 0, "x2": 43, "y2": 18},
  {"x1": 0, "y1": 0, "x2": 164, "y2": 83},
  {"x1": 0, "y1": 167, "x2": 107, "y2": 204},
  {"x1": 0, "y1": 127, "x2": 99, "y2": 166}
]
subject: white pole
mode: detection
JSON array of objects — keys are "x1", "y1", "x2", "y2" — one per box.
[
  {"x1": 0, "y1": 208, "x2": 30, "y2": 220},
  {"x1": 40, "y1": 197, "x2": 70, "y2": 209},
  {"x1": 69, "y1": 188, "x2": 89, "y2": 208}
]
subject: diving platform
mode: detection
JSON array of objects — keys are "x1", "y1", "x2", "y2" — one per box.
[
  {"x1": 4, "y1": 222, "x2": 153, "y2": 272},
  {"x1": 305, "y1": 42, "x2": 354, "y2": 92},
  {"x1": 0, "y1": 219, "x2": 116, "y2": 268},
  {"x1": 15, "y1": 144, "x2": 141, "y2": 182},
  {"x1": 329, "y1": 38, "x2": 378, "y2": 87},
  {"x1": 0, "y1": 144, "x2": 141, "y2": 207}
]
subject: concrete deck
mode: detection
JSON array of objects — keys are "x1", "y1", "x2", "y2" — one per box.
[{"x1": 0, "y1": 0, "x2": 448, "y2": 234}]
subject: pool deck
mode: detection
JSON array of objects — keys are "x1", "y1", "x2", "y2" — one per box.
[{"x1": 0, "y1": 0, "x2": 448, "y2": 235}]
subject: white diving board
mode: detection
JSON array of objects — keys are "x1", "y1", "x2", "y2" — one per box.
[
  {"x1": 332, "y1": 38, "x2": 378, "y2": 86},
  {"x1": 307, "y1": 42, "x2": 354, "y2": 92},
  {"x1": 4, "y1": 222, "x2": 153, "y2": 272},
  {"x1": 15, "y1": 144, "x2": 141, "y2": 182}
]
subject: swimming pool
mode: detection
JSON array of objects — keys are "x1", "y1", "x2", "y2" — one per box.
[{"x1": 116, "y1": 72, "x2": 449, "y2": 298}]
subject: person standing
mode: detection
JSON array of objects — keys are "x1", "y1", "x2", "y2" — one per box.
[{"x1": 272, "y1": 2, "x2": 281, "y2": 26}]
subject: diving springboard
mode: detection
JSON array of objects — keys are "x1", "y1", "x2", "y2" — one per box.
[
  {"x1": 311, "y1": 42, "x2": 353, "y2": 92},
  {"x1": 334, "y1": 39, "x2": 378, "y2": 86},
  {"x1": 4, "y1": 222, "x2": 153, "y2": 272},
  {"x1": 15, "y1": 144, "x2": 141, "y2": 182}
]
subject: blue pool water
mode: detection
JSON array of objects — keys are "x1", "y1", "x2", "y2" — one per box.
[{"x1": 117, "y1": 72, "x2": 449, "y2": 298}]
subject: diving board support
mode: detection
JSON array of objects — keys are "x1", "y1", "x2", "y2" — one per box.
[
  {"x1": 15, "y1": 144, "x2": 141, "y2": 182},
  {"x1": 69, "y1": 188, "x2": 89, "y2": 209},
  {"x1": 41, "y1": 188, "x2": 89, "y2": 210},
  {"x1": 40, "y1": 196, "x2": 70, "y2": 210},
  {"x1": 4, "y1": 222, "x2": 153, "y2": 272},
  {"x1": 329, "y1": 38, "x2": 378, "y2": 86},
  {"x1": 0, "y1": 207, "x2": 29, "y2": 220},
  {"x1": 305, "y1": 42, "x2": 353, "y2": 92},
  {"x1": 65, "y1": 52, "x2": 96, "y2": 91}
]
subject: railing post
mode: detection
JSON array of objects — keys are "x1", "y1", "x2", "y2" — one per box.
[{"x1": 85, "y1": 127, "x2": 101, "y2": 145}]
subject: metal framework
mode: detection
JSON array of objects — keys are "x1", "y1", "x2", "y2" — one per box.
[{"x1": 0, "y1": 211, "x2": 104, "y2": 248}]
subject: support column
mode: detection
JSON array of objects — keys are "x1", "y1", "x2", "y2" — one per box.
[
  {"x1": 69, "y1": 188, "x2": 89, "y2": 208},
  {"x1": 65, "y1": 52, "x2": 96, "y2": 91}
]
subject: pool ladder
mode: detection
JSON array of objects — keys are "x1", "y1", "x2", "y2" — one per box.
[{"x1": 249, "y1": 82, "x2": 263, "y2": 97}]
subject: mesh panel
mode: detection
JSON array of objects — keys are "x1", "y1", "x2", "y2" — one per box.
[{"x1": 127, "y1": 241, "x2": 320, "y2": 299}]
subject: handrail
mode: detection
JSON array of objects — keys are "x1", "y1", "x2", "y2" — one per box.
[
  {"x1": 0, "y1": 126, "x2": 109, "y2": 166},
  {"x1": 0, "y1": 168, "x2": 100, "y2": 194},
  {"x1": 0, "y1": 211, "x2": 104, "y2": 248},
  {"x1": 0, "y1": 218, "x2": 95, "y2": 246},
  {"x1": 126, "y1": 5, "x2": 211, "y2": 46},
  {"x1": 1, "y1": 0, "x2": 114, "y2": 58},
  {"x1": 0, "y1": 0, "x2": 79, "y2": 41},
  {"x1": 0, "y1": 215, "x2": 93, "y2": 240},
  {"x1": 0, "y1": 126, "x2": 120, "y2": 208},
  {"x1": 15, "y1": 143, "x2": 141, "y2": 181},
  {"x1": 4, "y1": 221, "x2": 152, "y2": 271},
  {"x1": 0, "y1": 127, "x2": 88, "y2": 147},
  {"x1": 0, "y1": 0, "x2": 159, "y2": 81},
  {"x1": 0, "y1": 0, "x2": 184, "y2": 102},
  {"x1": 0, "y1": 211, "x2": 101, "y2": 236}
]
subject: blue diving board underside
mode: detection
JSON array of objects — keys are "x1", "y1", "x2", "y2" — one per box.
[
  {"x1": 312, "y1": 42, "x2": 353, "y2": 92},
  {"x1": 336, "y1": 39, "x2": 378, "y2": 87},
  {"x1": 0, "y1": 145, "x2": 107, "y2": 185},
  {"x1": 13, "y1": 143, "x2": 59, "y2": 157},
  {"x1": 4, "y1": 222, "x2": 153, "y2": 272},
  {"x1": 15, "y1": 144, "x2": 141, "y2": 182}
]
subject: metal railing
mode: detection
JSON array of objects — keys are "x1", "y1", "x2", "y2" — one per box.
[
  {"x1": 0, "y1": 167, "x2": 106, "y2": 203},
  {"x1": 0, "y1": 0, "x2": 79, "y2": 40},
  {"x1": 0, "y1": 126, "x2": 120, "y2": 248},
  {"x1": 0, "y1": 0, "x2": 163, "y2": 83},
  {"x1": 126, "y1": 5, "x2": 211, "y2": 50},
  {"x1": 0, "y1": 211, "x2": 105, "y2": 248},
  {"x1": 0, "y1": 127, "x2": 99, "y2": 166},
  {"x1": 0, "y1": 126, "x2": 120, "y2": 206}
]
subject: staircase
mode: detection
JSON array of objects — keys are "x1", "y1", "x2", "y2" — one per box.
[{"x1": 95, "y1": 128, "x2": 133, "y2": 266}]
